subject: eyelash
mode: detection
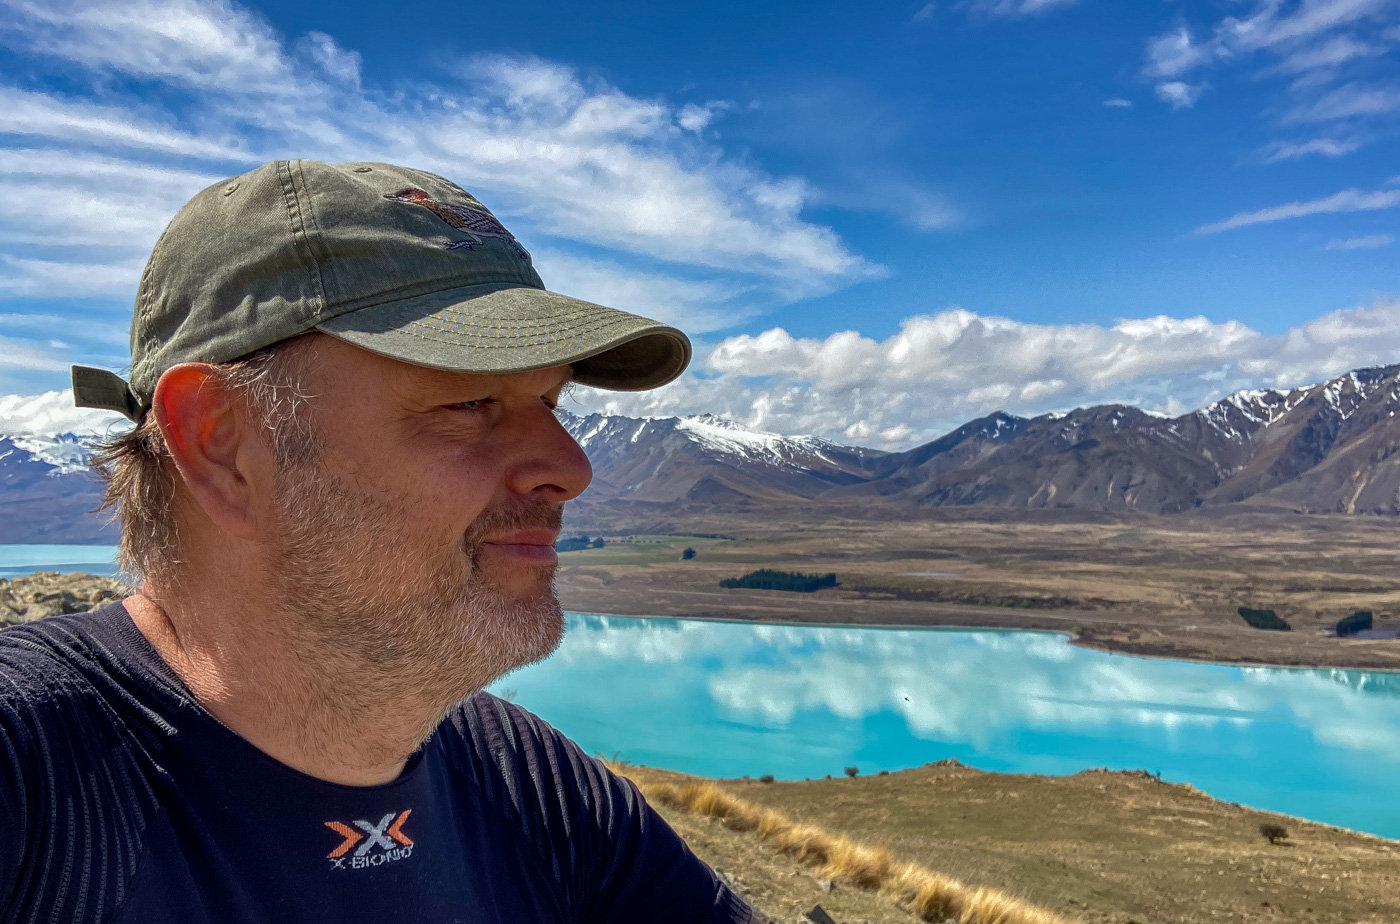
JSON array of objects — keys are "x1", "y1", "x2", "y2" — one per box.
[{"x1": 452, "y1": 397, "x2": 559, "y2": 412}]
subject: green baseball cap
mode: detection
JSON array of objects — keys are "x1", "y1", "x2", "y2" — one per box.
[{"x1": 71, "y1": 160, "x2": 691, "y2": 422}]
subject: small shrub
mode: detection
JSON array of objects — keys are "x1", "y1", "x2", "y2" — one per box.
[
  {"x1": 721, "y1": 569, "x2": 838, "y2": 593},
  {"x1": 590, "y1": 537, "x2": 605, "y2": 549},
  {"x1": 878, "y1": 770, "x2": 889, "y2": 776},
  {"x1": 844, "y1": 766, "x2": 860, "y2": 778},
  {"x1": 555, "y1": 535, "x2": 592, "y2": 552},
  {"x1": 1336, "y1": 610, "x2": 1373, "y2": 636},
  {"x1": 758, "y1": 774, "x2": 775, "y2": 784},
  {"x1": 681, "y1": 547, "x2": 696, "y2": 560},
  {"x1": 1238, "y1": 606, "x2": 1291, "y2": 631},
  {"x1": 1259, "y1": 823, "x2": 1289, "y2": 845}
]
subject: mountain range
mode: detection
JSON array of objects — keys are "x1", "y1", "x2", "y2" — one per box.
[{"x1": 4, "y1": 363, "x2": 1400, "y2": 542}]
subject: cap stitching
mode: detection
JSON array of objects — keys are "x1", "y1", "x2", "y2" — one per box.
[
  {"x1": 277, "y1": 160, "x2": 327, "y2": 317},
  {"x1": 397, "y1": 313, "x2": 635, "y2": 346},
  {"x1": 292, "y1": 159, "x2": 331, "y2": 317}
]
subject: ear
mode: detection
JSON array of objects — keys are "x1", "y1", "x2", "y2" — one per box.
[{"x1": 151, "y1": 363, "x2": 271, "y2": 541}]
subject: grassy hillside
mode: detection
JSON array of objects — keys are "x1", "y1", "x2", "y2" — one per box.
[{"x1": 620, "y1": 762, "x2": 1399, "y2": 924}]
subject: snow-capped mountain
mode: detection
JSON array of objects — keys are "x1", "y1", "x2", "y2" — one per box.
[
  {"x1": 0, "y1": 436, "x2": 114, "y2": 543},
  {"x1": 5, "y1": 362, "x2": 1400, "y2": 541},
  {"x1": 841, "y1": 363, "x2": 1400, "y2": 514},
  {"x1": 562, "y1": 411, "x2": 885, "y2": 504}
]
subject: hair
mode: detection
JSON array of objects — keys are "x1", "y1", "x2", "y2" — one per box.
[{"x1": 92, "y1": 334, "x2": 322, "y2": 587}]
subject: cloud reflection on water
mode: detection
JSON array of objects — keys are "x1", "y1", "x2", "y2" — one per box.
[
  {"x1": 554, "y1": 614, "x2": 1400, "y2": 758},
  {"x1": 499, "y1": 614, "x2": 1400, "y2": 837}
]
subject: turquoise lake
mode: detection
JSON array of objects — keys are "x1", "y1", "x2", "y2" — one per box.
[{"x1": 6, "y1": 545, "x2": 1399, "y2": 840}]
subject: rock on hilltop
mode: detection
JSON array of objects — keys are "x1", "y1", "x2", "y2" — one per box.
[{"x1": 1, "y1": 572, "x2": 126, "y2": 627}]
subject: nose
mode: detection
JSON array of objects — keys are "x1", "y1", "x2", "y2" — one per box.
[{"x1": 503, "y1": 400, "x2": 593, "y2": 502}]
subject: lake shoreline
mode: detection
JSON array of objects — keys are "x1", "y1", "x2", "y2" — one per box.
[{"x1": 558, "y1": 587, "x2": 1400, "y2": 673}]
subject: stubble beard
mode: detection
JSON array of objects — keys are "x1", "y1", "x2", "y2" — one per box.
[{"x1": 265, "y1": 462, "x2": 566, "y2": 746}]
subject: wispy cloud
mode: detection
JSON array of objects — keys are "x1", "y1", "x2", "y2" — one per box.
[
  {"x1": 1155, "y1": 81, "x2": 1206, "y2": 110},
  {"x1": 0, "y1": 0, "x2": 876, "y2": 361},
  {"x1": 1261, "y1": 136, "x2": 1361, "y2": 161},
  {"x1": 961, "y1": 0, "x2": 1078, "y2": 18},
  {"x1": 1325, "y1": 233, "x2": 1393, "y2": 249},
  {"x1": 1140, "y1": 0, "x2": 1400, "y2": 134},
  {"x1": 1102, "y1": 98, "x2": 1134, "y2": 110},
  {"x1": 1194, "y1": 184, "x2": 1400, "y2": 234},
  {"x1": 576, "y1": 298, "x2": 1400, "y2": 448}
]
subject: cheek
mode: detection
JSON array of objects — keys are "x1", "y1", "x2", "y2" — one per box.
[{"x1": 407, "y1": 447, "x2": 502, "y2": 531}]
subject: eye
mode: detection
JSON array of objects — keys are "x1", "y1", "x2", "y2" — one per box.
[{"x1": 451, "y1": 398, "x2": 493, "y2": 413}]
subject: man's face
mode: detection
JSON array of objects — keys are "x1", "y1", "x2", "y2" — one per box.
[{"x1": 260, "y1": 335, "x2": 591, "y2": 705}]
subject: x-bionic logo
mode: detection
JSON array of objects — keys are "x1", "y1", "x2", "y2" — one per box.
[{"x1": 325, "y1": 810, "x2": 414, "y2": 870}]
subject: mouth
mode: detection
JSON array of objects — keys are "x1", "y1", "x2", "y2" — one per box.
[{"x1": 479, "y1": 529, "x2": 560, "y2": 564}]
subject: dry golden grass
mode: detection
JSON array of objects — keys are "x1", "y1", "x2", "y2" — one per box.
[{"x1": 632, "y1": 775, "x2": 1074, "y2": 924}]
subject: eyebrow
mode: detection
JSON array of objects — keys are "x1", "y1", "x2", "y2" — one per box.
[{"x1": 400, "y1": 363, "x2": 574, "y2": 395}]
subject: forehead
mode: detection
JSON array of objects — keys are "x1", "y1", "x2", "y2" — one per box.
[
  {"x1": 309, "y1": 335, "x2": 572, "y2": 398},
  {"x1": 390, "y1": 356, "x2": 572, "y2": 396}
]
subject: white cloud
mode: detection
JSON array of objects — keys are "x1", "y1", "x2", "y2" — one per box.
[
  {"x1": 1155, "y1": 81, "x2": 1206, "y2": 109},
  {"x1": 529, "y1": 250, "x2": 753, "y2": 334},
  {"x1": 0, "y1": 0, "x2": 874, "y2": 345},
  {"x1": 1195, "y1": 184, "x2": 1400, "y2": 234},
  {"x1": 912, "y1": 2, "x2": 937, "y2": 22},
  {"x1": 1261, "y1": 136, "x2": 1361, "y2": 161},
  {"x1": 1283, "y1": 81, "x2": 1400, "y2": 123},
  {"x1": 676, "y1": 101, "x2": 731, "y2": 134},
  {"x1": 1145, "y1": 27, "x2": 1211, "y2": 80},
  {"x1": 1140, "y1": 1, "x2": 1400, "y2": 125},
  {"x1": 1102, "y1": 98, "x2": 1134, "y2": 109},
  {"x1": 961, "y1": 0, "x2": 1078, "y2": 18},
  {"x1": 1325, "y1": 234, "x2": 1394, "y2": 249},
  {"x1": 1273, "y1": 34, "x2": 1382, "y2": 72},
  {"x1": 0, "y1": 0, "x2": 293, "y2": 93},
  {"x1": 574, "y1": 298, "x2": 1400, "y2": 448},
  {"x1": 0, "y1": 389, "x2": 123, "y2": 436}
]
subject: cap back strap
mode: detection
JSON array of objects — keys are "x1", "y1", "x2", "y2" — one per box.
[{"x1": 72, "y1": 366, "x2": 143, "y2": 423}]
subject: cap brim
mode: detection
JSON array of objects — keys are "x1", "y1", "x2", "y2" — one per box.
[{"x1": 316, "y1": 282, "x2": 691, "y2": 391}]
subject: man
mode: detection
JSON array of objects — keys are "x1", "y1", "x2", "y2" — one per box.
[{"x1": 0, "y1": 161, "x2": 756, "y2": 923}]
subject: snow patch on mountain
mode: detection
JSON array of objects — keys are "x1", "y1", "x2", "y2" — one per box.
[
  {"x1": 8, "y1": 434, "x2": 97, "y2": 475},
  {"x1": 674, "y1": 414, "x2": 837, "y2": 462}
]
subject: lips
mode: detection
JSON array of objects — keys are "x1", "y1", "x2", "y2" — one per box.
[{"x1": 479, "y1": 529, "x2": 560, "y2": 563}]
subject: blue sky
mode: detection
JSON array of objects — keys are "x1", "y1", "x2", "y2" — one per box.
[{"x1": 0, "y1": 0, "x2": 1397, "y2": 446}]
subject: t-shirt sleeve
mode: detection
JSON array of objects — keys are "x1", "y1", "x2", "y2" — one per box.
[{"x1": 454, "y1": 695, "x2": 755, "y2": 924}]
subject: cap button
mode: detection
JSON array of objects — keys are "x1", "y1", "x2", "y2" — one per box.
[
  {"x1": 222, "y1": 182, "x2": 240, "y2": 196},
  {"x1": 352, "y1": 166, "x2": 373, "y2": 173}
]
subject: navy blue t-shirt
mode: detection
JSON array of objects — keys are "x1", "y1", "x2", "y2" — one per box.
[{"x1": 0, "y1": 604, "x2": 753, "y2": 923}]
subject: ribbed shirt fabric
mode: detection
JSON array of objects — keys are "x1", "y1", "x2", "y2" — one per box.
[{"x1": 0, "y1": 604, "x2": 754, "y2": 923}]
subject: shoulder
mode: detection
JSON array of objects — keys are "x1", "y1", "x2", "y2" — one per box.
[
  {"x1": 0, "y1": 607, "x2": 169, "y2": 921},
  {"x1": 438, "y1": 692, "x2": 629, "y2": 826},
  {"x1": 437, "y1": 695, "x2": 752, "y2": 923},
  {"x1": 0, "y1": 604, "x2": 170, "y2": 811},
  {"x1": 0, "y1": 607, "x2": 148, "y2": 750}
]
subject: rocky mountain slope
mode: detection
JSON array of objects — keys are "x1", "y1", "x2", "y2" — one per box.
[
  {"x1": 562, "y1": 412, "x2": 886, "y2": 504},
  {"x1": 843, "y1": 365, "x2": 1400, "y2": 514},
  {"x1": 566, "y1": 364, "x2": 1400, "y2": 515},
  {"x1": 4, "y1": 364, "x2": 1400, "y2": 541},
  {"x1": 0, "y1": 435, "x2": 113, "y2": 543}
]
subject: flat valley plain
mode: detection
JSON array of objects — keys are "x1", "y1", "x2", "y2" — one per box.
[{"x1": 557, "y1": 507, "x2": 1400, "y2": 671}]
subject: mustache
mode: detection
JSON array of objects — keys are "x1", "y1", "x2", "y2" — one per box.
[{"x1": 463, "y1": 499, "x2": 565, "y2": 546}]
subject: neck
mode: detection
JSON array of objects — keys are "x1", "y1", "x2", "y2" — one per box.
[{"x1": 125, "y1": 586, "x2": 442, "y2": 787}]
